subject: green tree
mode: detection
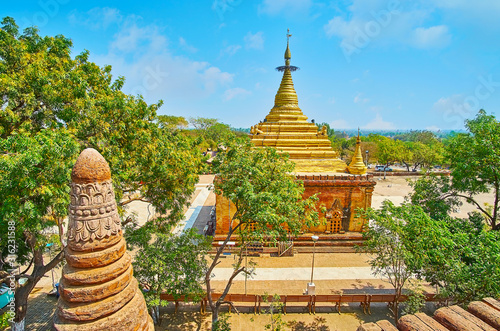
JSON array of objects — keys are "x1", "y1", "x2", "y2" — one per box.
[
  {"x1": 407, "y1": 174, "x2": 462, "y2": 221},
  {"x1": 395, "y1": 140, "x2": 413, "y2": 171},
  {"x1": 408, "y1": 110, "x2": 500, "y2": 230},
  {"x1": 189, "y1": 117, "x2": 219, "y2": 133},
  {"x1": 402, "y1": 210, "x2": 500, "y2": 304},
  {"x1": 261, "y1": 294, "x2": 286, "y2": 331},
  {"x1": 206, "y1": 137, "x2": 319, "y2": 328},
  {"x1": 0, "y1": 129, "x2": 79, "y2": 331},
  {"x1": 133, "y1": 229, "x2": 210, "y2": 325},
  {"x1": 446, "y1": 110, "x2": 500, "y2": 230},
  {"x1": 157, "y1": 115, "x2": 189, "y2": 130},
  {"x1": 358, "y1": 201, "x2": 416, "y2": 322},
  {"x1": 375, "y1": 137, "x2": 399, "y2": 167},
  {"x1": 401, "y1": 281, "x2": 426, "y2": 316},
  {"x1": 0, "y1": 17, "x2": 202, "y2": 329}
]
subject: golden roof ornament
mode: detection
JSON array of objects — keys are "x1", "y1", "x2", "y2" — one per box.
[
  {"x1": 348, "y1": 129, "x2": 367, "y2": 175},
  {"x1": 249, "y1": 30, "x2": 347, "y2": 173}
]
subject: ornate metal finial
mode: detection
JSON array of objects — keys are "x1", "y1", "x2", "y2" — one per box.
[{"x1": 277, "y1": 29, "x2": 299, "y2": 72}]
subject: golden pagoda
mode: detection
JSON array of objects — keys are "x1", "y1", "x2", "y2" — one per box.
[
  {"x1": 348, "y1": 130, "x2": 367, "y2": 175},
  {"x1": 250, "y1": 30, "x2": 347, "y2": 173},
  {"x1": 214, "y1": 31, "x2": 376, "y2": 238}
]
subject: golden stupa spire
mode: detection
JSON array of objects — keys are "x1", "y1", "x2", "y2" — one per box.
[
  {"x1": 285, "y1": 29, "x2": 292, "y2": 65},
  {"x1": 267, "y1": 29, "x2": 306, "y2": 122},
  {"x1": 348, "y1": 128, "x2": 367, "y2": 175},
  {"x1": 249, "y1": 30, "x2": 347, "y2": 173}
]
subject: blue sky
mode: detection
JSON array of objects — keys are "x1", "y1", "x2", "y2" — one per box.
[{"x1": 3, "y1": 0, "x2": 500, "y2": 130}]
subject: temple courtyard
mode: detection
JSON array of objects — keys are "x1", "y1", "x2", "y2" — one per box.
[{"x1": 16, "y1": 173, "x2": 494, "y2": 330}]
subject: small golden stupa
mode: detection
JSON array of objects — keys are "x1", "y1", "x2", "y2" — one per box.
[
  {"x1": 250, "y1": 30, "x2": 347, "y2": 173},
  {"x1": 348, "y1": 130, "x2": 367, "y2": 175}
]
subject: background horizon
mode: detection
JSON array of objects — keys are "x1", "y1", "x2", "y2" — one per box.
[{"x1": 3, "y1": 0, "x2": 500, "y2": 131}]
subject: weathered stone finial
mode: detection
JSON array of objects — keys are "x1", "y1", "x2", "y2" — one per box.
[{"x1": 53, "y1": 148, "x2": 154, "y2": 330}]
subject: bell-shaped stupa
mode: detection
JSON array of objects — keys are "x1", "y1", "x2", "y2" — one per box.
[
  {"x1": 53, "y1": 148, "x2": 154, "y2": 330},
  {"x1": 348, "y1": 130, "x2": 367, "y2": 175},
  {"x1": 250, "y1": 30, "x2": 347, "y2": 173}
]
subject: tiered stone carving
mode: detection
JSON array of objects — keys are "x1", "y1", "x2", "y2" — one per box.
[{"x1": 53, "y1": 148, "x2": 154, "y2": 330}]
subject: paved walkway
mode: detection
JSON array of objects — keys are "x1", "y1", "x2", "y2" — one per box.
[
  {"x1": 212, "y1": 267, "x2": 379, "y2": 281},
  {"x1": 171, "y1": 183, "x2": 212, "y2": 235}
]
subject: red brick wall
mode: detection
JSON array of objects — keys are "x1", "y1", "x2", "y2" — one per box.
[{"x1": 215, "y1": 174, "x2": 376, "y2": 235}]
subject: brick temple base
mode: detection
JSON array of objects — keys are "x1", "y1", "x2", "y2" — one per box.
[{"x1": 215, "y1": 174, "x2": 376, "y2": 237}]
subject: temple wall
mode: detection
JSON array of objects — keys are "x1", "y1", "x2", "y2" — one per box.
[
  {"x1": 215, "y1": 174, "x2": 375, "y2": 235},
  {"x1": 300, "y1": 174, "x2": 375, "y2": 233},
  {"x1": 215, "y1": 193, "x2": 237, "y2": 235}
]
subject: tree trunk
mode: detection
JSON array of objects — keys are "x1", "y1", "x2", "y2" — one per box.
[
  {"x1": 149, "y1": 305, "x2": 161, "y2": 325},
  {"x1": 13, "y1": 281, "x2": 34, "y2": 331},
  {"x1": 11, "y1": 319, "x2": 25, "y2": 331},
  {"x1": 12, "y1": 243, "x2": 64, "y2": 331},
  {"x1": 211, "y1": 305, "x2": 219, "y2": 330},
  {"x1": 394, "y1": 300, "x2": 399, "y2": 323}
]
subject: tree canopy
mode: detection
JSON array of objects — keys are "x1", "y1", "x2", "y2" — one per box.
[
  {"x1": 206, "y1": 136, "x2": 319, "y2": 328},
  {"x1": 361, "y1": 202, "x2": 500, "y2": 315},
  {"x1": 447, "y1": 110, "x2": 500, "y2": 229},
  {"x1": 133, "y1": 229, "x2": 210, "y2": 325},
  {"x1": 409, "y1": 110, "x2": 500, "y2": 230},
  {"x1": 0, "y1": 17, "x2": 203, "y2": 328}
]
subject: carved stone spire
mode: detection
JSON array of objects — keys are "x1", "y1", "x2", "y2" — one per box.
[
  {"x1": 348, "y1": 130, "x2": 367, "y2": 175},
  {"x1": 53, "y1": 148, "x2": 154, "y2": 330}
]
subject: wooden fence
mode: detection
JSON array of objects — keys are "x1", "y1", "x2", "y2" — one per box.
[{"x1": 159, "y1": 293, "x2": 438, "y2": 315}]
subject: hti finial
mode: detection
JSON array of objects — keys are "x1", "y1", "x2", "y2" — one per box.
[
  {"x1": 285, "y1": 29, "x2": 292, "y2": 65},
  {"x1": 276, "y1": 29, "x2": 299, "y2": 72}
]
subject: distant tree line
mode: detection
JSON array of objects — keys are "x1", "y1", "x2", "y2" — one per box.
[{"x1": 315, "y1": 122, "x2": 447, "y2": 171}]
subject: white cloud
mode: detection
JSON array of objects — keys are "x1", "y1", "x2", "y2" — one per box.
[
  {"x1": 68, "y1": 7, "x2": 122, "y2": 30},
  {"x1": 259, "y1": 0, "x2": 312, "y2": 15},
  {"x1": 425, "y1": 125, "x2": 441, "y2": 131},
  {"x1": 354, "y1": 92, "x2": 369, "y2": 104},
  {"x1": 433, "y1": 94, "x2": 464, "y2": 113},
  {"x1": 202, "y1": 67, "x2": 233, "y2": 94},
  {"x1": 110, "y1": 18, "x2": 167, "y2": 53},
  {"x1": 91, "y1": 18, "x2": 233, "y2": 102},
  {"x1": 244, "y1": 31, "x2": 265, "y2": 50},
  {"x1": 412, "y1": 25, "x2": 451, "y2": 49},
  {"x1": 179, "y1": 37, "x2": 198, "y2": 53},
  {"x1": 221, "y1": 45, "x2": 242, "y2": 56},
  {"x1": 362, "y1": 114, "x2": 395, "y2": 130},
  {"x1": 330, "y1": 119, "x2": 349, "y2": 129},
  {"x1": 223, "y1": 87, "x2": 251, "y2": 101},
  {"x1": 324, "y1": 1, "x2": 452, "y2": 52}
]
